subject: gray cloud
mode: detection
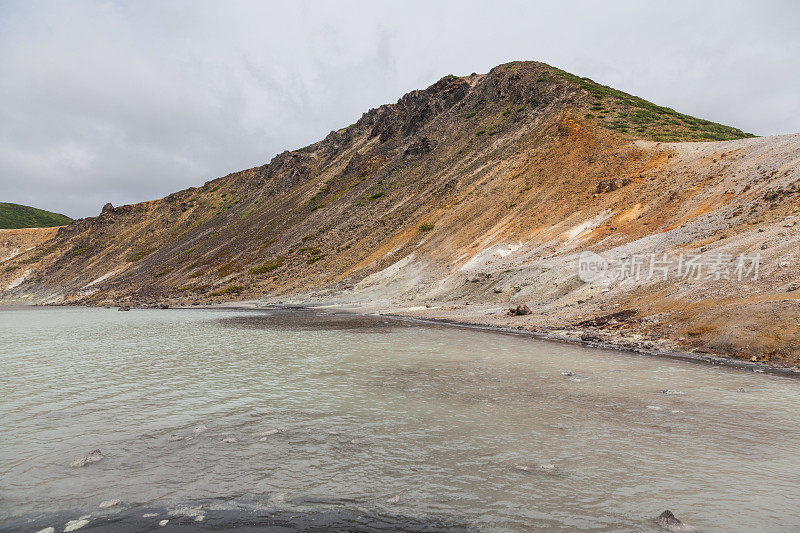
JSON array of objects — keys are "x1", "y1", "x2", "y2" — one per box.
[{"x1": 1, "y1": 0, "x2": 798, "y2": 218}]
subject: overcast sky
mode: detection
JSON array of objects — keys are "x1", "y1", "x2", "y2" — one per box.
[{"x1": 1, "y1": 0, "x2": 798, "y2": 218}]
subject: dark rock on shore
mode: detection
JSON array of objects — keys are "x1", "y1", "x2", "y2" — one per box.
[
  {"x1": 580, "y1": 331, "x2": 603, "y2": 342},
  {"x1": 507, "y1": 304, "x2": 531, "y2": 316},
  {"x1": 574, "y1": 309, "x2": 637, "y2": 328}
]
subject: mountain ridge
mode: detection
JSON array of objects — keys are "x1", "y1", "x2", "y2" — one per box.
[{"x1": 1, "y1": 61, "x2": 798, "y2": 365}]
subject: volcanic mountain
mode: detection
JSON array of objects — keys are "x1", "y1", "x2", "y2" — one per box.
[{"x1": 2, "y1": 61, "x2": 799, "y2": 365}]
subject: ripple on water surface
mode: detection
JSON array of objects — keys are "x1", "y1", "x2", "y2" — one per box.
[{"x1": 1, "y1": 307, "x2": 800, "y2": 531}]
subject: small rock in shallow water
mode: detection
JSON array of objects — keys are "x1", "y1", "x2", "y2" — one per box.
[
  {"x1": 71, "y1": 449, "x2": 103, "y2": 467},
  {"x1": 99, "y1": 499, "x2": 122, "y2": 508},
  {"x1": 659, "y1": 390, "x2": 684, "y2": 395},
  {"x1": 255, "y1": 427, "x2": 286, "y2": 438},
  {"x1": 222, "y1": 436, "x2": 237, "y2": 443},
  {"x1": 168, "y1": 434, "x2": 183, "y2": 442},
  {"x1": 515, "y1": 463, "x2": 559, "y2": 475},
  {"x1": 656, "y1": 510, "x2": 695, "y2": 531},
  {"x1": 560, "y1": 370, "x2": 575, "y2": 376},
  {"x1": 193, "y1": 424, "x2": 208, "y2": 434},
  {"x1": 64, "y1": 517, "x2": 91, "y2": 531},
  {"x1": 170, "y1": 506, "x2": 205, "y2": 522},
  {"x1": 269, "y1": 492, "x2": 288, "y2": 504}
]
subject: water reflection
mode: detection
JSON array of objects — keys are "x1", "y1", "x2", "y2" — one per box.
[{"x1": 218, "y1": 308, "x2": 411, "y2": 333}]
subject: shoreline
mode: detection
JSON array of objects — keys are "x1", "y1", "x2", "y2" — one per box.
[
  {"x1": 190, "y1": 301, "x2": 800, "y2": 378},
  {"x1": 377, "y1": 312, "x2": 800, "y2": 378},
  {"x1": 14, "y1": 300, "x2": 800, "y2": 378}
]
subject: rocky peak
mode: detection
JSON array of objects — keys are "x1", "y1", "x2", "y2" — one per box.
[{"x1": 370, "y1": 74, "x2": 470, "y2": 143}]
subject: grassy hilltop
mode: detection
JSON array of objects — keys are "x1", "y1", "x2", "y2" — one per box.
[{"x1": 0, "y1": 202, "x2": 72, "y2": 229}]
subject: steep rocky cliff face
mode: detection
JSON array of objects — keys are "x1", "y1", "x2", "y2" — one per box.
[{"x1": 3, "y1": 61, "x2": 798, "y2": 364}]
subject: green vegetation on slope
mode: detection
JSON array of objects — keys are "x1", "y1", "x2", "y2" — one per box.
[
  {"x1": 536, "y1": 63, "x2": 755, "y2": 142},
  {"x1": 0, "y1": 202, "x2": 72, "y2": 229}
]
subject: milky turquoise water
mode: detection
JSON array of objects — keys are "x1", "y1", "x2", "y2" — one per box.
[{"x1": 1, "y1": 307, "x2": 799, "y2": 532}]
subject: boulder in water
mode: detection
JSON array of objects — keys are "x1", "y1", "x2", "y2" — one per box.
[
  {"x1": 71, "y1": 449, "x2": 103, "y2": 467},
  {"x1": 656, "y1": 510, "x2": 695, "y2": 532}
]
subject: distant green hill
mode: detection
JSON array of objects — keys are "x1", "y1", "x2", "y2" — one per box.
[{"x1": 0, "y1": 202, "x2": 72, "y2": 229}]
